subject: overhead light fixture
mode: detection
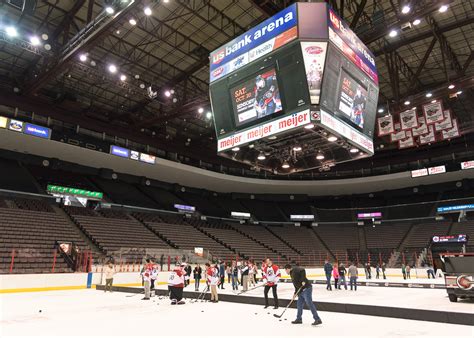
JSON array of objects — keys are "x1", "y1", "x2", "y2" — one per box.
[
  {"x1": 30, "y1": 36, "x2": 40, "y2": 46},
  {"x1": 248, "y1": 144, "x2": 254, "y2": 149},
  {"x1": 281, "y1": 161, "x2": 290, "y2": 169},
  {"x1": 120, "y1": 74, "x2": 127, "y2": 81},
  {"x1": 404, "y1": 100, "x2": 410, "y2": 105},
  {"x1": 232, "y1": 147, "x2": 240, "y2": 152},
  {"x1": 108, "y1": 64, "x2": 117, "y2": 73},
  {"x1": 105, "y1": 6, "x2": 115, "y2": 14},
  {"x1": 115, "y1": 30, "x2": 121, "y2": 35},
  {"x1": 431, "y1": 100, "x2": 437, "y2": 103},
  {"x1": 268, "y1": 136, "x2": 277, "y2": 140},
  {"x1": 456, "y1": 90, "x2": 463, "y2": 95},
  {"x1": 206, "y1": 112, "x2": 212, "y2": 119},
  {"x1": 448, "y1": 84, "x2": 455, "y2": 89},
  {"x1": 198, "y1": 107, "x2": 204, "y2": 114},
  {"x1": 257, "y1": 153, "x2": 266, "y2": 160},
  {"x1": 41, "y1": 33, "x2": 48, "y2": 40},
  {"x1": 439, "y1": 5, "x2": 448, "y2": 13},
  {"x1": 144, "y1": 7, "x2": 152, "y2": 16},
  {"x1": 350, "y1": 148, "x2": 359, "y2": 153},
  {"x1": 413, "y1": 19, "x2": 421, "y2": 25},
  {"x1": 389, "y1": 29, "x2": 398, "y2": 38},
  {"x1": 164, "y1": 90, "x2": 171, "y2": 97},
  {"x1": 426, "y1": 93, "x2": 432, "y2": 98},
  {"x1": 293, "y1": 146, "x2": 302, "y2": 151},
  {"x1": 316, "y1": 153, "x2": 325, "y2": 160},
  {"x1": 5, "y1": 26, "x2": 18, "y2": 37},
  {"x1": 378, "y1": 108, "x2": 384, "y2": 113},
  {"x1": 304, "y1": 123, "x2": 315, "y2": 129},
  {"x1": 163, "y1": 0, "x2": 169, "y2": 2},
  {"x1": 129, "y1": 18, "x2": 137, "y2": 25},
  {"x1": 79, "y1": 54, "x2": 87, "y2": 62},
  {"x1": 328, "y1": 136, "x2": 337, "y2": 142},
  {"x1": 401, "y1": 5, "x2": 411, "y2": 14}
]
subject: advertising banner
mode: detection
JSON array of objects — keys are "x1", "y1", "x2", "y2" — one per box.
[
  {"x1": 139, "y1": 153, "x2": 156, "y2": 164},
  {"x1": 8, "y1": 119, "x2": 23, "y2": 132},
  {"x1": 230, "y1": 68, "x2": 282, "y2": 127},
  {"x1": 423, "y1": 101, "x2": 444, "y2": 124},
  {"x1": 130, "y1": 150, "x2": 140, "y2": 161},
  {"x1": 47, "y1": 185, "x2": 103, "y2": 199},
  {"x1": 377, "y1": 115, "x2": 394, "y2": 136},
  {"x1": 437, "y1": 204, "x2": 474, "y2": 213},
  {"x1": 400, "y1": 109, "x2": 418, "y2": 130},
  {"x1": 23, "y1": 123, "x2": 51, "y2": 139},
  {"x1": 110, "y1": 145, "x2": 130, "y2": 158},
  {"x1": 357, "y1": 212, "x2": 382, "y2": 219},
  {"x1": 337, "y1": 71, "x2": 368, "y2": 131},
  {"x1": 418, "y1": 125, "x2": 436, "y2": 145},
  {"x1": 411, "y1": 168, "x2": 428, "y2": 178},
  {"x1": 300, "y1": 41, "x2": 327, "y2": 105},
  {"x1": 428, "y1": 165, "x2": 446, "y2": 175},
  {"x1": 0, "y1": 116, "x2": 7, "y2": 128},
  {"x1": 210, "y1": 4, "x2": 297, "y2": 82},
  {"x1": 434, "y1": 110, "x2": 453, "y2": 131},
  {"x1": 441, "y1": 118, "x2": 460, "y2": 140},
  {"x1": 461, "y1": 160, "x2": 474, "y2": 170},
  {"x1": 328, "y1": 9, "x2": 378, "y2": 84}
]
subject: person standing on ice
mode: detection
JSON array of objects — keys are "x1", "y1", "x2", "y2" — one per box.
[
  {"x1": 348, "y1": 262, "x2": 358, "y2": 291},
  {"x1": 262, "y1": 258, "x2": 280, "y2": 309},
  {"x1": 141, "y1": 259, "x2": 153, "y2": 300},
  {"x1": 284, "y1": 263, "x2": 322, "y2": 326},
  {"x1": 241, "y1": 260, "x2": 250, "y2": 291},
  {"x1": 103, "y1": 261, "x2": 115, "y2": 293},
  {"x1": 323, "y1": 260, "x2": 332, "y2": 291},
  {"x1": 168, "y1": 262, "x2": 187, "y2": 305},
  {"x1": 205, "y1": 262, "x2": 220, "y2": 302},
  {"x1": 193, "y1": 264, "x2": 202, "y2": 291},
  {"x1": 332, "y1": 264, "x2": 339, "y2": 289}
]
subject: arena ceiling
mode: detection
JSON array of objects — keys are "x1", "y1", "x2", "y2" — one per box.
[{"x1": 0, "y1": 0, "x2": 473, "y2": 177}]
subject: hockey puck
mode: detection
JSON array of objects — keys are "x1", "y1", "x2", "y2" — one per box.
[
  {"x1": 279, "y1": 319, "x2": 282, "y2": 321},
  {"x1": 255, "y1": 312, "x2": 258, "y2": 315},
  {"x1": 284, "y1": 319, "x2": 287, "y2": 321},
  {"x1": 201, "y1": 310, "x2": 204, "y2": 312},
  {"x1": 267, "y1": 312, "x2": 270, "y2": 314},
  {"x1": 39, "y1": 310, "x2": 42, "y2": 313}
]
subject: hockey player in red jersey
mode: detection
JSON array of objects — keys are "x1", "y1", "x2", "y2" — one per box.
[
  {"x1": 205, "y1": 262, "x2": 220, "y2": 303},
  {"x1": 168, "y1": 262, "x2": 187, "y2": 305},
  {"x1": 262, "y1": 258, "x2": 280, "y2": 309}
]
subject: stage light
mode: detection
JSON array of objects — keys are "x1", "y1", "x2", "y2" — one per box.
[
  {"x1": 413, "y1": 19, "x2": 421, "y2": 25},
  {"x1": 120, "y1": 74, "x2": 127, "y2": 81},
  {"x1": 206, "y1": 112, "x2": 212, "y2": 119},
  {"x1": 144, "y1": 7, "x2": 152, "y2": 16},
  {"x1": 328, "y1": 136, "x2": 337, "y2": 142},
  {"x1": 401, "y1": 5, "x2": 410, "y2": 14},
  {"x1": 5, "y1": 26, "x2": 18, "y2": 37},
  {"x1": 378, "y1": 108, "x2": 384, "y2": 113},
  {"x1": 281, "y1": 161, "x2": 290, "y2": 169},
  {"x1": 439, "y1": 5, "x2": 448, "y2": 13},
  {"x1": 448, "y1": 84, "x2": 455, "y2": 89},
  {"x1": 232, "y1": 147, "x2": 240, "y2": 152},
  {"x1": 105, "y1": 6, "x2": 115, "y2": 14},
  {"x1": 44, "y1": 44, "x2": 51, "y2": 50},
  {"x1": 79, "y1": 54, "x2": 87, "y2": 62},
  {"x1": 108, "y1": 64, "x2": 117, "y2": 73},
  {"x1": 293, "y1": 146, "x2": 302, "y2": 151},
  {"x1": 304, "y1": 124, "x2": 315, "y2": 129},
  {"x1": 30, "y1": 36, "x2": 40, "y2": 46},
  {"x1": 389, "y1": 29, "x2": 398, "y2": 38},
  {"x1": 257, "y1": 153, "x2": 266, "y2": 160},
  {"x1": 164, "y1": 90, "x2": 171, "y2": 97},
  {"x1": 41, "y1": 33, "x2": 48, "y2": 40},
  {"x1": 350, "y1": 148, "x2": 359, "y2": 153},
  {"x1": 426, "y1": 92, "x2": 432, "y2": 98},
  {"x1": 198, "y1": 107, "x2": 204, "y2": 114},
  {"x1": 316, "y1": 153, "x2": 325, "y2": 160},
  {"x1": 129, "y1": 18, "x2": 137, "y2": 25},
  {"x1": 404, "y1": 100, "x2": 410, "y2": 105}
]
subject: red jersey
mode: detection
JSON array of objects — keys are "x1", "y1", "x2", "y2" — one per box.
[
  {"x1": 262, "y1": 264, "x2": 281, "y2": 286},
  {"x1": 168, "y1": 266, "x2": 185, "y2": 288}
]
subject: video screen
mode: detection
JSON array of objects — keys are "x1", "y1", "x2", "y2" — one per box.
[
  {"x1": 337, "y1": 70, "x2": 368, "y2": 131},
  {"x1": 230, "y1": 68, "x2": 282, "y2": 127}
]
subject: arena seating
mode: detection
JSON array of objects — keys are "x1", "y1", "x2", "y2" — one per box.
[
  {"x1": 0, "y1": 199, "x2": 90, "y2": 273},
  {"x1": 0, "y1": 159, "x2": 40, "y2": 193},
  {"x1": 365, "y1": 223, "x2": 412, "y2": 249},
  {"x1": 314, "y1": 224, "x2": 360, "y2": 249},
  {"x1": 402, "y1": 221, "x2": 451, "y2": 248}
]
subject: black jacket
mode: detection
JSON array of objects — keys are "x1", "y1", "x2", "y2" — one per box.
[
  {"x1": 290, "y1": 267, "x2": 311, "y2": 294},
  {"x1": 193, "y1": 267, "x2": 202, "y2": 278}
]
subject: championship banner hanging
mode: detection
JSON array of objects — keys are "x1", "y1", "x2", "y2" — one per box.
[
  {"x1": 441, "y1": 118, "x2": 460, "y2": 140},
  {"x1": 400, "y1": 109, "x2": 418, "y2": 130},
  {"x1": 390, "y1": 127, "x2": 406, "y2": 142},
  {"x1": 412, "y1": 116, "x2": 428, "y2": 137},
  {"x1": 398, "y1": 130, "x2": 414, "y2": 149},
  {"x1": 434, "y1": 110, "x2": 453, "y2": 131},
  {"x1": 377, "y1": 115, "x2": 394, "y2": 136},
  {"x1": 419, "y1": 125, "x2": 436, "y2": 145},
  {"x1": 423, "y1": 101, "x2": 444, "y2": 125}
]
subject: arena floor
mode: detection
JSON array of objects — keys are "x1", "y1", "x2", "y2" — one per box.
[{"x1": 1, "y1": 286, "x2": 473, "y2": 337}]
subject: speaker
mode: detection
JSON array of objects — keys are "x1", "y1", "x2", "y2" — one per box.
[{"x1": 99, "y1": 168, "x2": 114, "y2": 180}]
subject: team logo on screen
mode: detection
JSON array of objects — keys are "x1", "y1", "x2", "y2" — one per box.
[
  {"x1": 304, "y1": 46, "x2": 324, "y2": 55},
  {"x1": 212, "y1": 67, "x2": 224, "y2": 78}
]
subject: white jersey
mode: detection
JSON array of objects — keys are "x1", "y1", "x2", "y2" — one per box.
[{"x1": 168, "y1": 267, "x2": 185, "y2": 287}]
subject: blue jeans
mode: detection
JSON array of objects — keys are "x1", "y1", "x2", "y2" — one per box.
[
  {"x1": 325, "y1": 274, "x2": 332, "y2": 290},
  {"x1": 339, "y1": 275, "x2": 347, "y2": 289},
  {"x1": 231, "y1": 274, "x2": 238, "y2": 289},
  {"x1": 296, "y1": 287, "x2": 320, "y2": 321},
  {"x1": 349, "y1": 276, "x2": 357, "y2": 290}
]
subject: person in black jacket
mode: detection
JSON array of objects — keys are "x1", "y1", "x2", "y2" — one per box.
[
  {"x1": 193, "y1": 264, "x2": 202, "y2": 291},
  {"x1": 185, "y1": 264, "x2": 192, "y2": 287},
  {"x1": 323, "y1": 260, "x2": 332, "y2": 291},
  {"x1": 285, "y1": 264, "x2": 322, "y2": 326},
  {"x1": 338, "y1": 263, "x2": 347, "y2": 290}
]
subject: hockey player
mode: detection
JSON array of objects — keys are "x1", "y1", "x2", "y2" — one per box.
[
  {"x1": 262, "y1": 258, "x2": 280, "y2": 309},
  {"x1": 168, "y1": 262, "x2": 187, "y2": 305},
  {"x1": 205, "y1": 262, "x2": 220, "y2": 303},
  {"x1": 254, "y1": 73, "x2": 279, "y2": 118},
  {"x1": 141, "y1": 259, "x2": 153, "y2": 300},
  {"x1": 150, "y1": 259, "x2": 159, "y2": 291}
]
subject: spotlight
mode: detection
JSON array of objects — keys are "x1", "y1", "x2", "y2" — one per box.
[
  {"x1": 163, "y1": 0, "x2": 169, "y2": 2},
  {"x1": 304, "y1": 124, "x2": 315, "y2": 129},
  {"x1": 281, "y1": 161, "x2": 290, "y2": 169},
  {"x1": 120, "y1": 74, "x2": 127, "y2": 81},
  {"x1": 328, "y1": 136, "x2": 337, "y2": 142},
  {"x1": 404, "y1": 100, "x2": 410, "y2": 105},
  {"x1": 206, "y1": 112, "x2": 212, "y2": 119},
  {"x1": 79, "y1": 54, "x2": 87, "y2": 62},
  {"x1": 316, "y1": 153, "x2": 325, "y2": 160},
  {"x1": 41, "y1": 33, "x2": 48, "y2": 40},
  {"x1": 30, "y1": 36, "x2": 40, "y2": 46},
  {"x1": 431, "y1": 100, "x2": 437, "y2": 103},
  {"x1": 293, "y1": 146, "x2": 302, "y2": 151},
  {"x1": 413, "y1": 19, "x2": 421, "y2": 25},
  {"x1": 116, "y1": 30, "x2": 121, "y2": 35},
  {"x1": 164, "y1": 90, "x2": 171, "y2": 97},
  {"x1": 170, "y1": 89, "x2": 175, "y2": 94},
  {"x1": 389, "y1": 29, "x2": 398, "y2": 38},
  {"x1": 90, "y1": 60, "x2": 96, "y2": 66},
  {"x1": 249, "y1": 144, "x2": 254, "y2": 149},
  {"x1": 439, "y1": 5, "x2": 448, "y2": 13},
  {"x1": 448, "y1": 84, "x2": 455, "y2": 89},
  {"x1": 257, "y1": 153, "x2": 266, "y2": 160},
  {"x1": 44, "y1": 44, "x2": 51, "y2": 51},
  {"x1": 108, "y1": 64, "x2": 117, "y2": 73},
  {"x1": 134, "y1": 74, "x2": 140, "y2": 79},
  {"x1": 426, "y1": 92, "x2": 432, "y2": 98},
  {"x1": 350, "y1": 148, "x2": 359, "y2": 153},
  {"x1": 144, "y1": 7, "x2": 152, "y2": 16},
  {"x1": 129, "y1": 18, "x2": 137, "y2": 25},
  {"x1": 105, "y1": 6, "x2": 115, "y2": 14},
  {"x1": 401, "y1": 5, "x2": 411, "y2": 14},
  {"x1": 378, "y1": 108, "x2": 384, "y2": 113},
  {"x1": 268, "y1": 136, "x2": 277, "y2": 140},
  {"x1": 198, "y1": 107, "x2": 204, "y2": 114},
  {"x1": 232, "y1": 147, "x2": 240, "y2": 152},
  {"x1": 140, "y1": 83, "x2": 145, "y2": 89},
  {"x1": 456, "y1": 90, "x2": 463, "y2": 95},
  {"x1": 5, "y1": 26, "x2": 18, "y2": 37}
]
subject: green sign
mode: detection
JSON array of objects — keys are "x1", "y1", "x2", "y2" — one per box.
[{"x1": 47, "y1": 185, "x2": 103, "y2": 199}]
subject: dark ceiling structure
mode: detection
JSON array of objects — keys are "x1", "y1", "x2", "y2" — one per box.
[{"x1": 0, "y1": 0, "x2": 473, "y2": 178}]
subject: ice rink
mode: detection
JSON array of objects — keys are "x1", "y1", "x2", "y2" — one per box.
[{"x1": 1, "y1": 287, "x2": 473, "y2": 337}]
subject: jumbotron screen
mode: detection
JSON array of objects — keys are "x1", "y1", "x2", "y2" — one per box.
[
  {"x1": 230, "y1": 68, "x2": 282, "y2": 127},
  {"x1": 337, "y1": 70, "x2": 368, "y2": 132}
]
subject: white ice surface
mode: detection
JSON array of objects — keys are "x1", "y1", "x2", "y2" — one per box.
[{"x1": 1, "y1": 289, "x2": 473, "y2": 337}]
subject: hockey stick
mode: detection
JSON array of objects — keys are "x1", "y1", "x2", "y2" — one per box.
[
  {"x1": 191, "y1": 285, "x2": 209, "y2": 303},
  {"x1": 234, "y1": 282, "x2": 267, "y2": 295},
  {"x1": 126, "y1": 290, "x2": 145, "y2": 297},
  {"x1": 273, "y1": 286, "x2": 303, "y2": 318}
]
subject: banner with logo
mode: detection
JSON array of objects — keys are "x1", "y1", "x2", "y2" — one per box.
[
  {"x1": 412, "y1": 116, "x2": 428, "y2": 137},
  {"x1": 422, "y1": 101, "x2": 444, "y2": 124},
  {"x1": 139, "y1": 153, "x2": 156, "y2": 164},
  {"x1": 377, "y1": 115, "x2": 394, "y2": 136},
  {"x1": 390, "y1": 127, "x2": 406, "y2": 142},
  {"x1": 300, "y1": 41, "x2": 327, "y2": 105},
  {"x1": 434, "y1": 110, "x2": 453, "y2": 131},
  {"x1": 8, "y1": 119, "x2": 23, "y2": 132},
  {"x1": 23, "y1": 123, "x2": 51, "y2": 139},
  {"x1": 398, "y1": 130, "x2": 414, "y2": 149},
  {"x1": 0, "y1": 116, "x2": 7, "y2": 128},
  {"x1": 110, "y1": 145, "x2": 130, "y2": 158},
  {"x1": 400, "y1": 109, "x2": 418, "y2": 130},
  {"x1": 441, "y1": 118, "x2": 460, "y2": 140},
  {"x1": 418, "y1": 125, "x2": 436, "y2": 145}
]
